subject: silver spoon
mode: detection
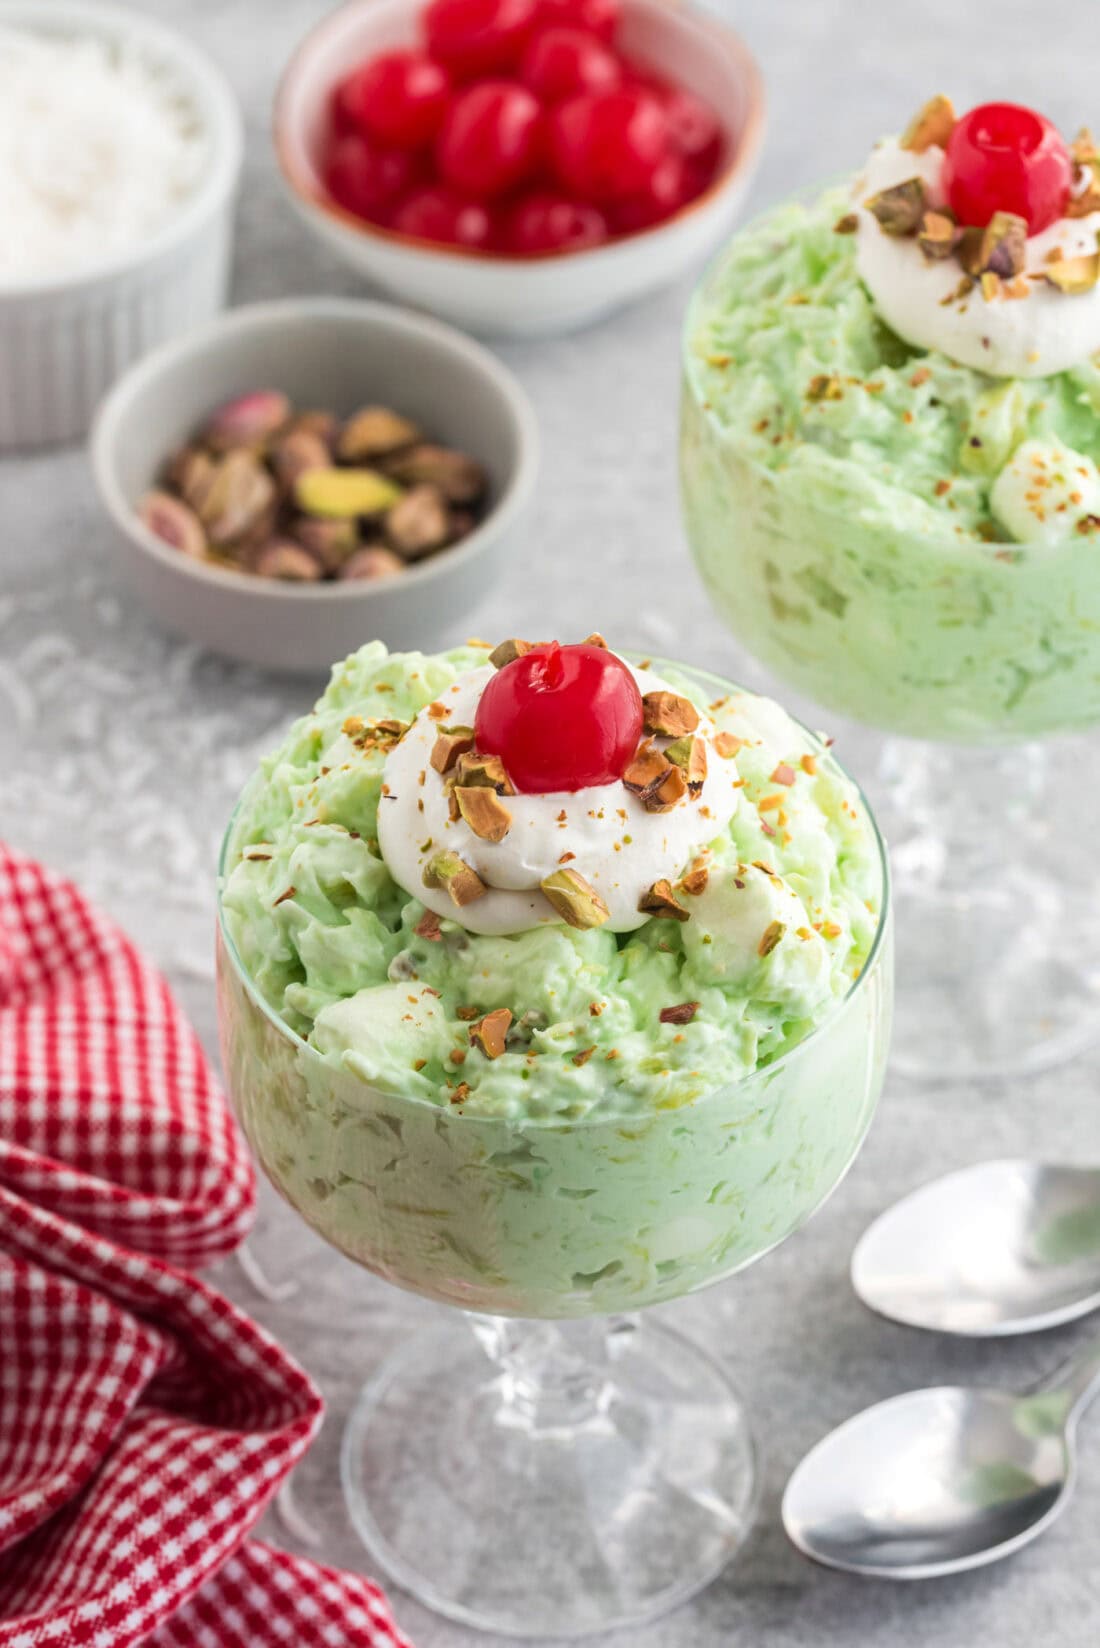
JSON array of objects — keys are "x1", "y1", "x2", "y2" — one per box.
[
  {"x1": 782, "y1": 1331, "x2": 1100, "y2": 1578},
  {"x1": 851, "y1": 1160, "x2": 1100, "y2": 1336}
]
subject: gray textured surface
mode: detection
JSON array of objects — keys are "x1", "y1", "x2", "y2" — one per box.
[{"x1": 2, "y1": 0, "x2": 1099, "y2": 1642}]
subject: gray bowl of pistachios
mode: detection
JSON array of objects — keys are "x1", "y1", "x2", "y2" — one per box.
[{"x1": 90, "y1": 297, "x2": 539, "y2": 673}]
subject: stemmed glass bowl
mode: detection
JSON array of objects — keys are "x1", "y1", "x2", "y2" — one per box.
[
  {"x1": 216, "y1": 660, "x2": 892, "y2": 1638},
  {"x1": 680, "y1": 190, "x2": 1100, "y2": 1081}
]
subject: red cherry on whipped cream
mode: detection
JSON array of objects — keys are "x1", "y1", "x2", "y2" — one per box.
[
  {"x1": 943, "y1": 102, "x2": 1073, "y2": 235},
  {"x1": 475, "y1": 641, "x2": 643, "y2": 793}
]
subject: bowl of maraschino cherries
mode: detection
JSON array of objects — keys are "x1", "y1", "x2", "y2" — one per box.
[{"x1": 274, "y1": 0, "x2": 764, "y2": 335}]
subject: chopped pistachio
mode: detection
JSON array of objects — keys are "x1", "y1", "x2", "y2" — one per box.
[
  {"x1": 979, "y1": 211, "x2": 1027, "y2": 279},
  {"x1": 659, "y1": 1001, "x2": 699, "y2": 1025},
  {"x1": 806, "y1": 373, "x2": 843, "y2": 403},
  {"x1": 469, "y1": 1007, "x2": 512, "y2": 1059},
  {"x1": 1044, "y1": 253, "x2": 1100, "y2": 294},
  {"x1": 540, "y1": 868, "x2": 611, "y2": 930},
  {"x1": 639, "y1": 879, "x2": 690, "y2": 922},
  {"x1": 758, "y1": 919, "x2": 786, "y2": 957},
  {"x1": 455, "y1": 785, "x2": 513, "y2": 842},
  {"x1": 665, "y1": 734, "x2": 708, "y2": 792},
  {"x1": 833, "y1": 211, "x2": 859, "y2": 234},
  {"x1": 980, "y1": 270, "x2": 1004, "y2": 302},
  {"x1": 918, "y1": 208, "x2": 961, "y2": 261},
  {"x1": 415, "y1": 910, "x2": 443, "y2": 942},
  {"x1": 489, "y1": 637, "x2": 533, "y2": 669},
  {"x1": 900, "y1": 93, "x2": 956, "y2": 153},
  {"x1": 865, "y1": 177, "x2": 926, "y2": 235},
  {"x1": 713, "y1": 731, "x2": 743, "y2": 759},
  {"x1": 623, "y1": 739, "x2": 673, "y2": 798},
  {"x1": 641, "y1": 691, "x2": 700, "y2": 738},
  {"x1": 430, "y1": 725, "x2": 476, "y2": 774},
  {"x1": 582, "y1": 631, "x2": 608, "y2": 648},
  {"x1": 452, "y1": 751, "x2": 516, "y2": 794},
  {"x1": 423, "y1": 850, "x2": 487, "y2": 907}
]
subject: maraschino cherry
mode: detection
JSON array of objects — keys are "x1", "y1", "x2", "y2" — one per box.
[
  {"x1": 475, "y1": 641, "x2": 643, "y2": 793},
  {"x1": 943, "y1": 102, "x2": 1073, "y2": 235}
]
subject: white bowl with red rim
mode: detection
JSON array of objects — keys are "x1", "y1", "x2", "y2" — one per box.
[{"x1": 273, "y1": 0, "x2": 765, "y2": 338}]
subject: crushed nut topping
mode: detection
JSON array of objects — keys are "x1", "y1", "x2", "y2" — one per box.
[
  {"x1": 540, "y1": 867, "x2": 611, "y2": 929},
  {"x1": 666, "y1": 735, "x2": 708, "y2": 793},
  {"x1": 866, "y1": 176, "x2": 927, "y2": 235},
  {"x1": 639, "y1": 879, "x2": 690, "y2": 922},
  {"x1": 415, "y1": 910, "x2": 443, "y2": 941},
  {"x1": 900, "y1": 93, "x2": 956, "y2": 153},
  {"x1": 659, "y1": 1001, "x2": 699, "y2": 1025},
  {"x1": 641, "y1": 691, "x2": 700, "y2": 738},
  {"x1": 489, "y1": 637, "x2": 533, "y2": 669},
  {"x1": 470, "y1": 1007, "x2": 512, "y2": 1059},
  {"x1": 455, "y1": 786, "x2": 513, "y2": 842},
  {"x1": 758, "y1": 919, "x2": 786, "y2": 957},
  {"x1": 422, "y1": 850, "x2": 487, "y2": 907},
  {"x1": 714, "y1": 731, "x2": 743, "y2": 759},
  {"x1": 430, "y1": 725, "x2": 476, "y2": 774}
]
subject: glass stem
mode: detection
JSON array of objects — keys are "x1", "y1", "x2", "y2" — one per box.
[
  {"x1": 876, "y1": 737, "x2": 1051, "y2": 887},
  {"x1": 467, "y1": 1313, "x2": 636, "y2": 1435}
]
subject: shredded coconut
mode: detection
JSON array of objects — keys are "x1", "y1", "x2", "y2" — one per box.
[{"x1": 0, "y1": 25, "x2": 205, "y2": 280}]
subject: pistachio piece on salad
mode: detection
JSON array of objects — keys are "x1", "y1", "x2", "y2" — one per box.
[
  {"x1": 1043, "y1": 252, "x2": 1100, "y2": 294},
  {"x1": 639, "y1": 880, "x2": 690, "y2": 921},
  {"x1": 900, "y1": 94, "x2": 956, "y2": 153},
  {"x1": 540, "y1": 868, "x2": 611, "y2": 930},
  {"x1": 338, "y1": 406, "x2": 421, "y2": 461},
  {"x1": 758, "y1": 919, "x2": 787, "y2": 957},
  {"x1": 489, "y1": 637, "x2": 533, "y2": 668},
  {"x1": 455, "y1": 786, "x2": 513, "y2": 842},
  {"x1": 452, "y1": 752, "x2": 516, "y2": 794},
  {"x1": 623, "y1": 740, "x2": 674, "y2": 803},
  {"x1": 140, "y1": 491, "x2": 206, "y2": 559},
  {"x1": 865, "y1": 177, "x2": 926, "y2": 235},
  {"x1": 204, "y1": 390, "x2": 291, "y2": 452},
  {"x1": 423, "y1": 850, "x2": 487, "y2": 907},
  {"x1": 295, "y1": 467, "x2": 403, "y2": 519},
  {"x1": 665, "y1": 734, "x2": 708, "y2": 793},
  {"x1": 338, "y1": 546, "x2": 406, "y2": 580},
  {"x1": 382, "y1": 443, "x2": 488, "y2": 505},
  {"x1": 918, "y1": 209, "x2": 962, "y2": 260},
  {"x1": 469, "y1": 1007, "x2": 512, "y2": 1059},
  {"x1": 430, "y1": 725, "x2": 477, "y2": 774},
  {"x1": 642, "y1": 691, "x2": 700, "y2": 738},
  {"x1": 386, "y1": 484, "x2": 451, "y2": 560},
  {"x1": 979, "y1": 211, "x2": 1027, "y2": 280}
]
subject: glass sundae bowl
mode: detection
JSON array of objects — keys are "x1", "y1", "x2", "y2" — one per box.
[
  {"x1": 681, "y1": 107, "x2": 1100, "y2": 1081},
  {"x1": 215, "y1": 652, "x2": 891, "y2": 1638}
]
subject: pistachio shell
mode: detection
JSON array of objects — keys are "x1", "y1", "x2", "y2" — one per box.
[
  {"x1": 204, "y1": 390, "x2": 291, "y2": 451},
  {"x1": 386, "y1": 484, "x2": 451, "y2": 560},
  {"x1": 289, "y1": 515, "x2": 359, "y2": 573},
  {"x1": 338, "y1": 546, "x2": 405, "y2": 581},
  {"x1": 382, "y1": 443, "x2": 487, "y2": 504},
  {"x1": 196, "y1": 450, "x2": 277, "y2": 547},
  {"x1": 271, "y1": 429, "x2": 331, "y2": 493},
  {"x1": 252, "y1": 539, "x2": 324, "y2": 581},
  {"x1": 139, "y1": 491, "x2": 206, "y2": 559},
  {"x1": 295, "y1": 467, "x2": 403, "y2": 518},
  {"x1": 338, "y1": 406, "x2": 421, "y2": 461}
]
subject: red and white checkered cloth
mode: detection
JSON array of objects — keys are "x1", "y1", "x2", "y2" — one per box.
[{"x1": 0, "y1": 843, "x2": 411, "y2": 1648}]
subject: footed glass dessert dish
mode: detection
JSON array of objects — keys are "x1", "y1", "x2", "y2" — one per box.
[
  {"x1": 216, "y1": 638, "x2": 891, "y2": 1636},
  {"x1": 681, "y1": 98, "x2": 1100, "y2": 1080}
]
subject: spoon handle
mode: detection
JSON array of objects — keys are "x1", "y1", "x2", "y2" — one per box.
[{"x1": 1040, "y1": 1329, "x2": 1100, "y2": 1421}]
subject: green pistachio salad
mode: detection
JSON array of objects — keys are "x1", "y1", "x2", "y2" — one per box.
[
  {"x1": 218, "y1": 638, "x2": 890, "y2": 1316},
  {"x1": 682, "y1": 95, "x2": 1100, "y2": 740}
]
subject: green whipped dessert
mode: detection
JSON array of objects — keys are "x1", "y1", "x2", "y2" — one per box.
[
  {"x1": 218, "y1": 638, "x2": 890, "y2": 1316},
  {"x1": 681, "y1": 97, "x2": 1100, "y2": 740}
]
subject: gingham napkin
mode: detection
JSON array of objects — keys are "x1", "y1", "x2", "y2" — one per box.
[{"x1": 0, "y1": 843, "x2": 410, "y2": 1648}]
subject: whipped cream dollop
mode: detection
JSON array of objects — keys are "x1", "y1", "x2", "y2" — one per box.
[
  {"x1": 855, "y1": 137, "x2": 1100, "y2": 378},
  {"x1": 377, "y1": 660, "x2": 740, "y2": 936}
]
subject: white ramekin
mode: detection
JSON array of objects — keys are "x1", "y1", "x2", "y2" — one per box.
[{"x1": 0, "y1": 0, "x2": 243, "y2": 451}]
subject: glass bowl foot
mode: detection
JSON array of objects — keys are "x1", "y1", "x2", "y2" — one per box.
[{"x1": 340, "y1": 1312, "x2": 757, "y2": 1637}]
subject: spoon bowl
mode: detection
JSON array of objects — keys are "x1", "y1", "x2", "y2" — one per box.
[
  {"x1": 852, "y1": 1160, "x2": 1100, "y2": 1337},
  {"x1": 783, "y1": 1331, "x2": 1100, "y2": 1579}
]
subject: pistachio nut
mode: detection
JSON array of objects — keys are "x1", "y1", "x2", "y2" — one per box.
[
  {"x1": 295, "y1": 467, "x2": 403, "y2": 518},
  {"x1": 386, "y1": 484, "x2": 451, "y2": 560},
  {"x1": 271, "y1": 429, "x2": 331, "y2": 494},
  {"x1": 139, "y1": 491, "x2": 206, "y2": 559},
  {"x1": 338, "y1": 546, "x2": 406, "y2": 580},
  {"x1": 382, "y1": 443, "x2": 488, "y2": 504},
  {"x1": 204, "y1": 390, "x2": 291, "y2": 452},
  {"x1": 540, "y1": 868, "x2": 611, "y2": 929},
  {"x1": 338, "y1": 406, "x2": 421, "y2": 461},
  {"x1": 251, "y1": 539, "x2": 324, "y2": 581},
  {"x1": 900, "y1": 94, "x2": 956, "y2": 153},
  {"x1": 865, "y1": 177, "x2": 926, "y2": 235},
  {"x1": 288, "y1": 515, "x2": 359, "y2": 573},
  {"x1": 423, "y1": 850, "x2": 487, "y2": 907},
  {"x1": 195, "y1": 450, "x2": 277, "y2": 548}
]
